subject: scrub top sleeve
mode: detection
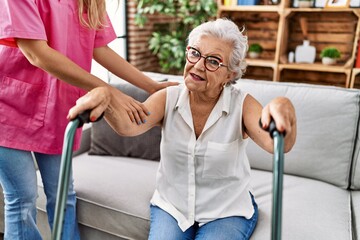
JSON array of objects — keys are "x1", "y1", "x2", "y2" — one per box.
[
  {"x1": 0, "y1": 0, "x2": 47, "y2": 47},
  {"x1": 93, "y1": 14, "x2": 117, "y2": 48}
]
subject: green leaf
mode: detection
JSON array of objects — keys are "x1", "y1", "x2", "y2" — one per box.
[{"x1": 135, "y1": 0, "x2": 217, "y2": 73}]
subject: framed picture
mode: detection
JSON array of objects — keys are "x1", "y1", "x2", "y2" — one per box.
[{"x1": 325, "y1": 0, "x2": 350, "y2": 7}]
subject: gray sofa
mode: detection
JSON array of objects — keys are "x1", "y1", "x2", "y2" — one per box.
[{"x1": 1, "y1": 76, "x2": 360, "y2": 240}]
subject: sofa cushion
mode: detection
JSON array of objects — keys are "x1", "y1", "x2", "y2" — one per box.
[
  {"x1": 89, "y1": 83, "x2": 161, "y2": 161},
  {"x1": 36, "y1": 153, "x2": 159, "y2": 240},
  {"x1": 351, "y1": 131, "x2": 360, "y2": 189},
  {"x1": 251, "y1": 169, "x2": 352, "y2": 240},
  {"x1": 73, "y1": 154, "x2": 158, "y2": 239},
  {"x1": 236, "y1": 79, "x2": 360, "y2": 189},
  {"x1": 351, "y1": 191, "x2": 360, "y2": 240},
  {"x1": 35, "y1": 165, "x2": 353, "y2": 240}
]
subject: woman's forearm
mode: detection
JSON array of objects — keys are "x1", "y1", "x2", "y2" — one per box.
[
  {"x1": 17, "y1": 38, "x2": 154, "y2": 123},
  {"x1": 104, "y1": 87, "x2": 150, "y2": 136},
  {"x1": 93, "y1": 46, "x2": 160, "y2": 93},
  {"x1": 67, "y1": 86, "x2": 165, "y2": 137},
  {"x1": 16, "y1": 39, "x2": 107, "y2": 91}
]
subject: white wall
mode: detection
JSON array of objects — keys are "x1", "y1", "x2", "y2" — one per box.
[{"x1": 91, "y1": 0, "x2": 126, "y2": 82}]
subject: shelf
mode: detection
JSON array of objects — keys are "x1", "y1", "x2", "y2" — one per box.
[
  {"x1": 279, "y1": 63, "x2": 352, "y2": 87},
  {"x1": 243, "y1": 65, "x2": 275, "y2": 81},
  {"x1": 219, "y1": 5, "x2": 281, "y2": 12},
  {"x1": 279, "y1": 63, "x2": 352, "y2": 73},
  {"x1": 246, "y1": 59, "x2": 277, "y2": 68},
  {"x1": 350, "y1": 68, "x2": 360, "y2": 88},
  {"x1": 285, "y1": 8, "x2": 359, "y2": 13},
  {"x1": 218, "y1": 0, "x2": 360, "y2": 88},
  {"x1": 219, "y1": 5, "x2": 360, "y2": 13}
]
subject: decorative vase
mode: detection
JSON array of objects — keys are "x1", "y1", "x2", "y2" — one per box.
[
  {"x1": 322, "y1": 57, "x2": 337, "y2": 65},
  {"x1": 249, "y1": 52, "x2": 260, "y2": 59},
  {"x1": 295, "y1": 40, "x2": 316, "y2": 63}
]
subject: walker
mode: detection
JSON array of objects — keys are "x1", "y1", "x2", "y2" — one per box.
[{"x1": 52, "y1": 114, "x2": 285, "y2": 240}]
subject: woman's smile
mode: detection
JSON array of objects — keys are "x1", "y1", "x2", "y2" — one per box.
[{"x1": 190, "y1": 72, "x2": 205, "y2": 81}]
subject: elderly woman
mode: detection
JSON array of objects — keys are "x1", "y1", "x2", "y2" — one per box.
[{"x1": 68, "y1": 18, "x2": 296, "y2": 240}]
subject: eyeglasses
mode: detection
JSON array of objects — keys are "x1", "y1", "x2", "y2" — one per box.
[{"x1": 186, "y1": 46, "x2": 228, "y2": 72}]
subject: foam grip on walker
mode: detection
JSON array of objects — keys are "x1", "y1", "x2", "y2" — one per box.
[
  {"x1": 76, "y1": 110, "x2": 104, "y2": 128},
  {"x1": 259, "y1": 118, "x2": 285, "y2": 139}
]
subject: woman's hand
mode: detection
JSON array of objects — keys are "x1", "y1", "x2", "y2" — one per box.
[
  {"x1": 260, "y1": 97, "x2": 296, "y2": 133},
  {"x1": 109, "y1": 87, "x2": 150, "y2": 125},
  {"x1": 67, "y1": 86, "x2": 111, "y2": 121},
  {"x1": 261, "y1": 97, "x2": 297, "y2": 152},
  {"x1": 67, "y1": 86, "x2": 151, "y2": 125}
]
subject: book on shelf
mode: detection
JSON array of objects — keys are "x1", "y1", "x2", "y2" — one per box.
[
  {"x1": 237, "y1": 0, "x2": 260, "y2": 5},
  {"x1": 224, "y1": 0, "x2": 238, "y2": 5},
  {"x1": 356, "y1": 40, "x2": 360, "y2": 68}
]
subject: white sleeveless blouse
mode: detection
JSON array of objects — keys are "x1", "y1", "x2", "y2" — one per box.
[{"x1": 150, "y1": 84, "x2": 254, "y2": 231}]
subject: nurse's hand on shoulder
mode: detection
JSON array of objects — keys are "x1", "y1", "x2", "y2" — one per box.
[{"x1": 150, "y1": 81, "x2": 179, "y2": 94}]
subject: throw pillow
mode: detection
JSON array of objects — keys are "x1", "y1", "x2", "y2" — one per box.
[{"x1": 88, "y1": 83, "x2": 161, "y2": 161}]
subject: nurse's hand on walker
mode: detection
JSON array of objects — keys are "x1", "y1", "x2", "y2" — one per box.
[{"x1": 67, "y1": 86, "x2": 137, "y2": 123}]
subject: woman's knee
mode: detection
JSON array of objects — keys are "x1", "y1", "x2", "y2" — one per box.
[
  {"x1": 2, "y1": 173, "x2": 38, "y2": 209},
  {"x1": 149, "y1": 205, "x2": 195, "y2": 240},
  {"x1": 196, "y1": 214, "x2": 258, "y2": 240},
  {"x1": 0, "y1": 147, "x2": 38, "y2": 202}
]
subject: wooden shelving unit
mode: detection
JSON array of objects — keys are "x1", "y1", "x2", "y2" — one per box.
[
  {"x1": 217, "y1": 0, "x2": 360, "y2": 88},
  {"x1": 351, "y1": 68, "x2": 360, "y2": 89}
]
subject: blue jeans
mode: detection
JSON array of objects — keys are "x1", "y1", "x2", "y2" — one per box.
[
  {"x1": 149, "y1": 194, "x2": 258, "y2": 240},
  {"x1": 0, "y1": 146, "x2": 80, "y2": 240}
]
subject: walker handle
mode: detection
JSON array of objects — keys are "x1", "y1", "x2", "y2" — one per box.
[
  {"x1": 75, "y1": 110, "x2": 104, "y2": 128},
  {"x1": 259, "y1": 118, "x2": 286, "y2": 138}
]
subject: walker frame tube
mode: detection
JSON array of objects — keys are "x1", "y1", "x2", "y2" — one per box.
[
  {"x1": 52, "y1": 119, "x2": 79, "y2": 240},
  {"x1": 52, "y1": 111, "x2": 93, "y2": 240},
  {"x1": 271, "y1": 129, "x2": 284, "y2": 240}
]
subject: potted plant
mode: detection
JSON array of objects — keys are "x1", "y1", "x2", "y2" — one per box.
[
  {"x1": 135, "y1": 0, "x2": 217, "y2": 74},
  {"x1": 320, "y1": 47, "x2": 341, "y2": 65},
  {"x1": 248, "y1": 43, "x2": 263, "y2": 59}
]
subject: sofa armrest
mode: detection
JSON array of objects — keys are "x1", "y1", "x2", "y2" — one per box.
[{"x1": 73, "y1": 123, "x2": 91, "y2": 157}]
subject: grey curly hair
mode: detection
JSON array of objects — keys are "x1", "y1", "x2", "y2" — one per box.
[{"x1": 187, "y1": 18, "x2": 248, "y2": 83}]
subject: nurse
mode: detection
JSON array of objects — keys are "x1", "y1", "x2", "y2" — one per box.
[{"x1": 0, "y1": 0, "x2": 175, "y2": 239}]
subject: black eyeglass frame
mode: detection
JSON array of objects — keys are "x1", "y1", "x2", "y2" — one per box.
[{"x1": 185, "y1": 46, "x2": 228, "y2": 72}]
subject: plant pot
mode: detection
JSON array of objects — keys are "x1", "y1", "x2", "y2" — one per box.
[
  {"x1": 322, "y1": 57, "x2": 337, "y2": 65},
  {"x1": 249, "y1": 52, "x2": 260, "y2": 59},
  {"x1": 298, "y1": 0, "x2": 312, "y2": 7}
]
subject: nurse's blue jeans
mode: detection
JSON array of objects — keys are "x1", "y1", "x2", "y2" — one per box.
[
  {"x1": 0, "y1": 146, "x2": 80, "y2": 240},
  {"x1": 149, "y1": 194, "x2": 258, "y2": 240}
]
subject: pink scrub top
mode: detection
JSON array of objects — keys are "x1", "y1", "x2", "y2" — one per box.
[{"x1": 0, "y1": 0, "x2": 116, "y2": 154}]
